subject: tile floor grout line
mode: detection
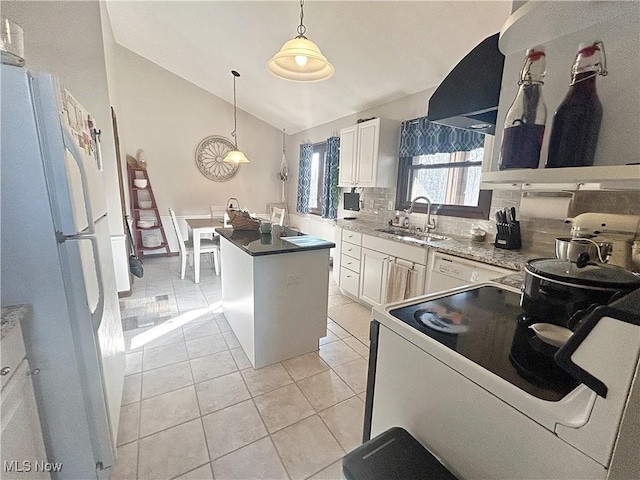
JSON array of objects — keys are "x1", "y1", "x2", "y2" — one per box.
[
  {"x1": 265, "y1": 434, "x2": 293, "y2": 480},
  {"x1": 168, "y1": 459, "x2": 211, "y2": 480},
  {"x1": 293, "y1": 367, "x2": 357, "y2": 416},
  {"x1": 136, "y1": 386, "x2": 201, "y2": 441},
  {"x1": 134, "y1": 391, "x2": 142, "y2": 480},
  {"x1": 119, "y1": 259, "x2": 366, "y2": 479},
  {"x1": 184, "y1": 344, "x2": 216, "y2": 475}
]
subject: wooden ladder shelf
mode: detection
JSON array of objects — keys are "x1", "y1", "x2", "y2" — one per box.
[{"x1": 127, "y1": 162, "x2": 176, "y2": 258}]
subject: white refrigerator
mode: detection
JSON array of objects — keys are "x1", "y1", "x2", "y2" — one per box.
[{"x1": 1, "y1": 64, "x2": 125, "y2": 478}]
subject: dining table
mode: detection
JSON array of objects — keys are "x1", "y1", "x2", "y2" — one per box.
[
  {"x1": 185, "y1": 217, "x2": 223, "y2": 284},
  {"x1": 186, "y1": 214, "x2": 269, "y2": 283}
]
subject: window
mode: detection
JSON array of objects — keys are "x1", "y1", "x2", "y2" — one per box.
[
  {"x1": 308, "y1": 142, "x2": 327, "y2": 216},
  {"x1": 395, "y1": 119, "x2": 492, "y2": 219}
]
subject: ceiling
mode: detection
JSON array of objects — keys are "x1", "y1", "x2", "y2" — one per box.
[{"x1": 106, "y1": 1, "x2": 512, "y2": 134}]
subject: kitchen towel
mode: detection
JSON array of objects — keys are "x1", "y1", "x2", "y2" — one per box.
[{"x1": 386, "y1": 261, "x2": 411, "y2": 303}]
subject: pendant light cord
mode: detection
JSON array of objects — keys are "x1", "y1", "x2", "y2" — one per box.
[
  {"x1": 296, "y1": 0, "x2": 306, "y2": 37},
  {"x1": 282, "y1": 128, "x2": 286, "y2": 155},
  {"x1": 231, "y1": 70, "x2": 240, "y2": 148}
]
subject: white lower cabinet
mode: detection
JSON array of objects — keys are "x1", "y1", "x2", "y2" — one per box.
[
  {"x1": 360, "y1": 248, "x2": 391, "y2": 307},
  {"x1": 1, "y1": 319, "x2": 49, "y2": 480},
  {"x1": 340, "y1": 229, "x2": 363, "y2": 297},
  {"x1": 358, "y1": 233, "x2": 429, "y2": 308},
  {"x1": 1, "y1": 360, "x2": 49, "y2": 480},
  {"x1": 340, "y1": 267, "x2": 360, "y2": 297}
]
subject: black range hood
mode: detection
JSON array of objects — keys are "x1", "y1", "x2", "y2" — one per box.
[{"x1": 427, "y1": 33, "x2": 504, "y2": 135}]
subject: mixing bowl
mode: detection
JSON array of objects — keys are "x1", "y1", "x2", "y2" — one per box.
[{"x1": 555, "y1": 237, "x2": 612, "y2": 263}]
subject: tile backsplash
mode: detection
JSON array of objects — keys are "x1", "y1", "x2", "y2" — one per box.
[{"x1": 349, "y1": 188, "x2": 640, "y2": 256}]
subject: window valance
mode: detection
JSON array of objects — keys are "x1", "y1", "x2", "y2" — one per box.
[{"x1": 399, "y1": 117, "x2": 485, "y2": 156}]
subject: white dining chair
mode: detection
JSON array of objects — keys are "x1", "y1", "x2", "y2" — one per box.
[
  {"x1": 211, "y1": 205, "x2": 231, "y2": 227},
  {"x1": 271, "y1": 207, "x2": 286, "y2": 226},
  {"x1": 169, "y1": 208, "x2": 220, "y2": 279}
]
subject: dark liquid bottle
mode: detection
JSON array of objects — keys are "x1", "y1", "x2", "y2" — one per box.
[
  {"x1": 501, "y1": 123, "x2": 545, "y2": 169},
  {"x1": 499, "y1": 47, "x2": 547, "y2": 170},
  {"x1": 546, "y1": 42, "x2": 608, "y2": 168}
]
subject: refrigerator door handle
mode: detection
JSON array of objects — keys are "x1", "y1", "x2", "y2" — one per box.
[
  {"x1": 61, "y1": 125, "x2": 98, "y2": 236},
  {"x1": 58, "y1": 231, "x2": 105, "y2": 328},
  {"x1": 60, "y1": 126, "x2": 105, "y2": 325}
]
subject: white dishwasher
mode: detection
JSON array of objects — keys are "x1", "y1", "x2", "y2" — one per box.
[{"x1": 425, "y1": 252, "x2": 514, "y2": 294}]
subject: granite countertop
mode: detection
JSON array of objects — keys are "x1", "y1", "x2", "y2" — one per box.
[
  {"x1": 216, "y1": 226, "x2": 335, "y2": 257},
  {"x1": 336, "y1": 219, "x2": 549, "y2": 272},
  {"x1": 493, "y1": 271, "x2": 526, "y2": 290},
  {"x1": 1, "y1": 305, "x2": 30, "y2": 340}
]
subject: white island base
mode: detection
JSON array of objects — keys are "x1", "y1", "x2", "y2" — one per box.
[{"x1": 220, "y1": 237, "x2": 330, "y2": 369}]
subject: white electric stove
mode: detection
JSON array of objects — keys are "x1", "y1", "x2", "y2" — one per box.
[{"x1": 365, "y1": 283, "x2": 640, "y2": 479}]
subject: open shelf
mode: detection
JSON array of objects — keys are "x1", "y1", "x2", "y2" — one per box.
[
  {"x1": 481, "y1": 164, "x2": 640, "y2": 190},
  {"x1": 499, "y1": 1, "x2": 637, "y2": 55}
]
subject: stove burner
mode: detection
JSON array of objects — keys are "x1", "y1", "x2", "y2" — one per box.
[{"x1": 414, "y1": 308, "x2": 468, "y2": 334}]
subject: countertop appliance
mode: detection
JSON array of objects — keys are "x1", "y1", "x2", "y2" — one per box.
[
  {"x1": 567, "y1": 213, "x2": 640, "y2": 270},
  {"x1": 1, "y1": 64, "x2": 125, "y2": 478},
  {"x1": 365, "y1": 283, "x2": 640, "y2": 479}
]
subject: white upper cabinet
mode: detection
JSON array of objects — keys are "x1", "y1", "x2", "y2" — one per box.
[
  {"x1": 338, "y1": 118, "x2": 400, "y2": 188},
  {"x1": 338, "y1": 125, "x2": 358, "y2": 186},
  {"x1": 482, "y1": 2, "x2": 640, "y2": 190}
]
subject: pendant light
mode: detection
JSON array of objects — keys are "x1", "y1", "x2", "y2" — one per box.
[
  {"x1": 267, "y1": 0, "x2": 334, "y2": 82},
  {"x1": 223, "y1": 70, "x2": 249, "y2": 163}
]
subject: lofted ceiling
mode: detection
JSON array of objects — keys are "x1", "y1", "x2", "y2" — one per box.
[{"x1": 106, "y1": 1, "x2": 512, "y2": 134}]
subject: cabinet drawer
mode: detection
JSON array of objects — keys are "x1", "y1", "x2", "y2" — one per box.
[
  {"x1": 341, "y1": 242, "x2": 361, "y2": 260},
  {"x1": 341, "y1": 254, "x2": 361, "y2": 274},
  {"x1": 340, "y1": 267, "x2": 360, "y2": 297},
  {"x1": 342, "y1": 230, "x2": 362, "y2": 245}
]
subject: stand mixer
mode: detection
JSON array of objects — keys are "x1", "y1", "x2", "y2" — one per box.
[{"x1": 565, "y1": 213, "x2": 640, "y2": 270}]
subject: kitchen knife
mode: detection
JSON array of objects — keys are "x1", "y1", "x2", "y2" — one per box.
[
  {"x1": 495, "y1": 211, "x2": 502, "y2": 233},
  {"x1": 510, "y1": 207, "x2": 517, "y2": 223},
  {"x1": 499, "y1": 212, "x2": 507, "y2": 233}
]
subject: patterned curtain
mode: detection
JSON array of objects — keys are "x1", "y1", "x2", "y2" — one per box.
[
  {"x1": 399, "y1": 117, "x2": 485, "y2": 156},
  {"x1": 322, "y1": 137, "x2": 340, "y2": 219},
  {"x1": 296, "y1": 143, "x2": 313, "y2": 214}
]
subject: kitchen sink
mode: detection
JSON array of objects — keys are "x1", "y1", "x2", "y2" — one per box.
[{"x1": 375, "y1": 228, "x2": 449, "y2": 243}]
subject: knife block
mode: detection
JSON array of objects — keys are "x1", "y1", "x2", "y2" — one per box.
[{"x1": 495, "y1": 221, "x2": 522, "y2": 250}]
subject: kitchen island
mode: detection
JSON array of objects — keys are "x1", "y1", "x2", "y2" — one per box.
[{"x1": 216, "y1": 226, "x2": 335, "y2": 368}]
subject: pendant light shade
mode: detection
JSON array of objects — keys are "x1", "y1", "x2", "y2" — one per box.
[
  {"x1": 223, "y1": 70, "x2": 249, "y2": 164},
  {"x1": 267, "y1": 0, "x2": 334, "y2": 82},
  {"x1": 223, "y1": 149, "x2": 249, "y2": 164}
]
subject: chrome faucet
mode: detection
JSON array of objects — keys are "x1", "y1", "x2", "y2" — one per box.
[{"x1": 407, "y1": 196, "x2": 437, "y2": 233}]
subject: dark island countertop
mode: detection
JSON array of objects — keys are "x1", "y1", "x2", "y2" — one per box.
[{"x1": 216, "y1": 226, "x2": 335, "y2": 257}]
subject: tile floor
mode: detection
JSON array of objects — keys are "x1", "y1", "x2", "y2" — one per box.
[{"x1": 114, "y1": 256, "x2": 373, "y2": 480}]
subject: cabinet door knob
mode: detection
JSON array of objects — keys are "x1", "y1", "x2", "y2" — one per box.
[
  {"x1": 26, "y1": 369, "x2": 40, "y2": 377},
  {"x1": 1, "y1": 366, "x2": 11, "y2": 376}
]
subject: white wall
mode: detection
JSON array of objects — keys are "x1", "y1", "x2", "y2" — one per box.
[
  {"x1": 4, "y1": 1, "x2": 132, "y2": 291},
  {"x1": 3, "y1": 1, "x2": 123, "y2": 236},
  {"x1": 284, "y1": 87, "x2": 437, "y2": 217},
  {"x1": 113, "y1": 46, "x2": 285, "y2": 219}
]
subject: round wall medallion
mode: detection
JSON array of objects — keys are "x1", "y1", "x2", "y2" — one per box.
[{"x1": 195, "y1": 135, "x2": 240, "y2": 182}]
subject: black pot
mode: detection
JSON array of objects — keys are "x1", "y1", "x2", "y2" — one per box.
[
  {"x1": 508, "y1": 314, "x2": 578, "y2": 394},
  {"x1": 522, "y1": 257, "x2": 640, "y2": 328}
]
